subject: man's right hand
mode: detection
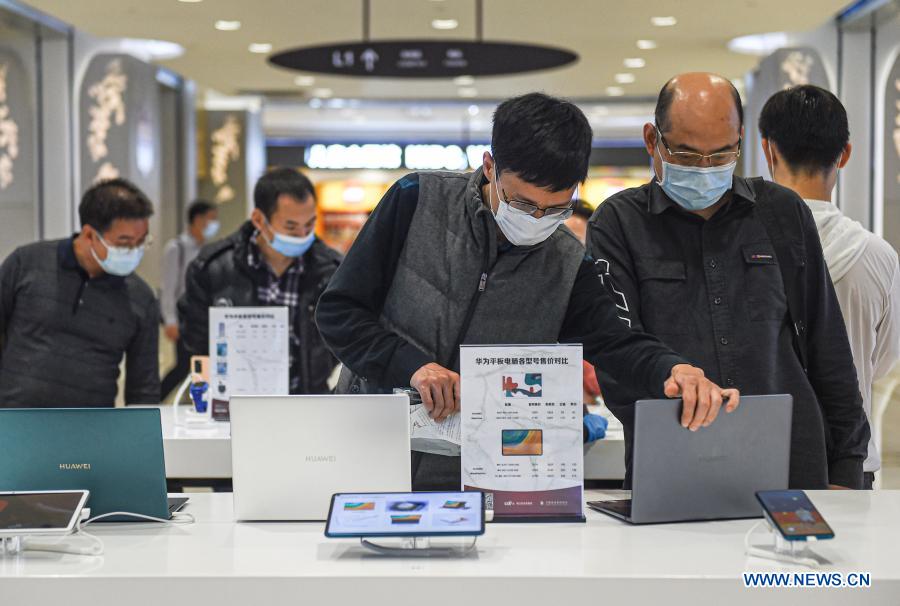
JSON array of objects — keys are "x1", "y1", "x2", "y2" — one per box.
[
  {"x1": 164, "y1": 324, "x2": 180, "y2": 342},
  {"x1": 410, "y1": 362, "x2": 460, "y2": 421}
]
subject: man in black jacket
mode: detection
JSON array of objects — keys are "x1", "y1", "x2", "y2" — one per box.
[
  {"x1": 0, "y1": 179, "x2": 159, "y2": 407},
  {"x1": 179, "y1": 168, "x2": 342, "y2": 394},
  {"x1": 587, "y1": 73, "x2": 870, "y2": 489}
]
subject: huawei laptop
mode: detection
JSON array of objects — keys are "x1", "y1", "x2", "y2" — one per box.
[
  {"x1": 589, "y1": 394, "x2": 792, "y2": 524},
  {"x1": 0, "y1": 408, "x2": 186, "y2": 520},
  {"x1": 230, "y1": 394, "x2": 412, "y2": 521}
]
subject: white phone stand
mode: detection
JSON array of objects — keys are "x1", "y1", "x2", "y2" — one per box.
[
  {"x1": 1, "y1": 536, "x2": 23, "y2": 556},
  {"x1": 744, "y1": 516, "x2": 826, "y2": 568},
  {"x1": 359, "y1": 536, "x2": 478, "y2": 557}
]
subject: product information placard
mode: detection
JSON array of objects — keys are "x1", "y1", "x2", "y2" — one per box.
[
  {"x1": 461, "y1": 345, "x2": 584, "y2": 522},
  {"x1": 209, "y1": 307, "x2": 290, "y2": 416}
]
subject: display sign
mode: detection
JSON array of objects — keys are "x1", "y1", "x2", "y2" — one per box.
[
  {"x1": 461, "y1": 345, "x2": 584, "y2": 522},
  {"x1": 209, "y1": 307, "x2": 290, "y2": 419},
  {"x1": 270, "y1": 40, "x2": 577, "y2": 78},
  {"x1": 304, "y1": 143, "x2": 490, "y2": 171}
]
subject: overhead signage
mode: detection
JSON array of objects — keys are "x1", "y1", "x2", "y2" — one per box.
[
  {"x1": 304, "y1": 143, "x2": 490, "y2": 171},
  {"x1": 270, "y1": 40, "x2": 577, "y2": 78}
]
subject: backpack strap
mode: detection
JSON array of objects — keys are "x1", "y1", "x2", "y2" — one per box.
[{"x1": 748, "y1": 177, "x2": 809, "y2": 374}]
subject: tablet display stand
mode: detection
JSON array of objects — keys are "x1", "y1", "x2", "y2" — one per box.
[{"x1": 359, "y1": 536, "x2": 478, "y2": 557}]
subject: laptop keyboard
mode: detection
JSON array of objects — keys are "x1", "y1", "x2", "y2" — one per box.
[{"x1": 587, "y1": 499, "x2": 632, "y2": 516}]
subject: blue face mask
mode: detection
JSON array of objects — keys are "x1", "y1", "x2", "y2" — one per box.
[
  {"x1": 202, "y1": 220, "x2": 220, "y2": 240},
  {"x1": 656, "y1": 159, "x2": 737, "y2": 211},
  {"x1": 92, "y1": 233, "x2": 145, "y2": 276},
  {"x1": 265, "y1": 221, "x2": 315, "y2": 258}
]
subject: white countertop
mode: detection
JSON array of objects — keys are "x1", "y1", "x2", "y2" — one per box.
[
  {"x1": 3, "y1": 490, "x2": 898, "y2": 605},
  {"x1": 152, "y1": 405, "x2": 626, "y2": 481}
]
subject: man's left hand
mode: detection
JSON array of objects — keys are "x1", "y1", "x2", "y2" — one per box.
[{"x1": 664, "y1": 364, "x2": 740, "y2": 431}]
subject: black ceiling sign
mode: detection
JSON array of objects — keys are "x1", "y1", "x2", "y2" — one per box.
[{"x1": 269, "y1": 40, "x2": 578, "y2": 78}]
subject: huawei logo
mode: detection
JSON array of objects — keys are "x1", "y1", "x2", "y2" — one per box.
[
  {"x1": 59, "y1": 463, "x2": 92, "y2": 471},
  {"x1": 305, "y1": 455, "x2": 336, "y2": 463}
]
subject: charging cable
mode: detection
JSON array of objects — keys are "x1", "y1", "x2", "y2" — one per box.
[
  {"x1": 744, "y1": 521, "x2": 821, "y2": 568},
  {"x1": 16, "y1": 510, "x2": 195, "y2": 557}
]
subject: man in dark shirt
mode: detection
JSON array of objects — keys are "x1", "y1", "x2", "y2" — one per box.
[
  {"x1": 316, "y1": 93, "x2": 740, "y2": 491},
  {"x1": 0, "y1": 179, "x2": 160, "y2": 407},
  {"x1": 179, "y1": 168, "x2": 342, "y2": 394},
  {"x1": 587, "y1": 72, "x2": 869, "y2": 489}
]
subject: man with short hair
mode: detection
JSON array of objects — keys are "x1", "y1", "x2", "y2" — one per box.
[
  {"x1": 160, "y1": 199, "x2": 219, "y2": 398},
  {"x1": 317, "y1": 92, "x2": 740, "y2": 491},
  {"x1": 179, "y1": 168, "x2": 342, "y2": 394},
  {"x1": 0, "y1": 178, "x2": 160, "y2": 407},
  {"x1": 588, "y1": 73, "x2": 870, "y2": 489},
  {"x1": 759, "y1": 84, "x2": 900, "y2": 489}
]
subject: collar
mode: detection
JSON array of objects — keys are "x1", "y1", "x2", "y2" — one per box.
[
  {"x1": 57, "y1": 235, "x2": 125, "y2": 285},
  {"x1": 648, "y1": 175, "x2": 757, "y2": 216}
]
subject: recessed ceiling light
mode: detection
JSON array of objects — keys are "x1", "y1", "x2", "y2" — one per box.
[
  {"x1": 637, "y1": 39, "x2": 658, "y2": 50},
  {"x1": 624, "y1": 57, "x2": 646, "y2": 69},
  {"x1": 727, "y1": 32, "x2": 789, "y2": 56},
  {"x1": 467, "y1": 104, "x2": 480, "y2": 116},
  {"x1": 651, "y1": 16, "x2": 677, "y2": 27},
  {"x1": 178, "y1": 0, "x2": 203, "y2": 3},
  {"x1": 294, "y1": 75, "x2": 316, "y2": 86},
  {"x1": 248, "y1": 43, "x2": 272, "y2": 54},
  {"x1": 431, "y1": 19, "x2": 459, "y2": 30},
  {"x1": 457, "y1": 87, "x2": 478, "y2": 98},
  {"x1": 309, "y1": 98, "x2": 323, "y2": 109},
  {"x1": 453, "y1": 75, "x2": 475, "y2": 86},
  {"x1": 214, "y1": 20, "x2": 241, "y2": 31},
  {"x1": 615, "y1": 73, "x2": 636, "y2": 84},
  {"x1": 312, "y1": 88, "x2": 333, "y2": 98},
  {"x1": 606, "y1": 86, "x2": 625, "y2": 97}
]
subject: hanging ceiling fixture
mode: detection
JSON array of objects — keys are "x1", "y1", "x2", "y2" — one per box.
[{"x1": 268, "y1": 0, "x2": 578, "y2": 79}]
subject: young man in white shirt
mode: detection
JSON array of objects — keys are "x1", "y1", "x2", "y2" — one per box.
[{"x1": 760, "y1": 84, "x2": 900, "y2": 489}]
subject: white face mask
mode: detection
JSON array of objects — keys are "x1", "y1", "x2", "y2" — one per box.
[{"x1": 491, "y1": 171, "x2": 567, "y2": 247}]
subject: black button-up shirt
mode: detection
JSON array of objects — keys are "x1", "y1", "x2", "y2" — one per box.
[{"x1": 588, "y1": 176, "x2": 869, "y2": 489}]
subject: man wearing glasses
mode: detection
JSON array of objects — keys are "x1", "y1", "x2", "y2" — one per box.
[
  {"x1": 0, "y1": 178, "x2": 160, "y2": 407},
  {"x1": 317, "y1": 92, "x2": 740, "y2": 491},
  {"x1": 587, "y1": 73, "x2": 869, "y2": 490}
]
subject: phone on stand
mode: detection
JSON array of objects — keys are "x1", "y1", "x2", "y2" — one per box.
[{"x1": 755, "y1": 490, "x2": 835, "y2": 541}]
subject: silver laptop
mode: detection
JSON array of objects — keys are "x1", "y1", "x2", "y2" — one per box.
[
  {"x1": 589, "y1": 394, "x2": 792, "y2": 524},
  {"x1": 230, "y1": 395, "x2": 412, "y2": 521}
]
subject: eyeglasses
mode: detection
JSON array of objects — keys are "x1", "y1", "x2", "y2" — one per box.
[
  {"x1": 99, "y1": 232, "x2": 153, "y2": 251},
  {"x1": 495, "y1": 173, "x2": 575, "y2": 219},
  {"x1": 655, "y1": 127, "x2": 741, "y2": 168}
]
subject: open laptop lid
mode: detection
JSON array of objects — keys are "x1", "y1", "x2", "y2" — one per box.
[
  {"x1": 230, "y1": 395, "x2": 412, "y2": 521},
  {"x1": 0, "y1": 408, "x2": 170, "y2": 519},
  {"x1": 630, "y1": 394, "x2": 792, "y2": 524}
]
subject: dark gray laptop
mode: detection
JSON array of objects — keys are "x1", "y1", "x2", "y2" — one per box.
[{"x1": 589, "y1": 394, "x2": 792, "y2": 524}]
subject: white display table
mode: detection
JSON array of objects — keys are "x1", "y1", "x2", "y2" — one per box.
[
  {"x1": 3, "y1": 490, "x2": 897, "y2": 605},
  {"x1": 150, "y1": 405, "x2": 626, "y2": 482}
]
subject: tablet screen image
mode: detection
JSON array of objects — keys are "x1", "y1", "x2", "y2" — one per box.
[
  {"x1": 502, "y1": 429, "x2": 543, "y2": 456},
  {"x1": 0, "y1": 491, "x2": 88, "y2": 536},
  {"x1": 326, "y1": 491, "x2": 484, "y2": 538},
  {"x1": 388, "y1": 501, "x2": 427, "y2": 512},
  {"x1": 343, "y1": 502, "x2": 375, "y2": 511}
]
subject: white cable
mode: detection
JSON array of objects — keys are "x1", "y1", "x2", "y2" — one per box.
[
  {"x1": 81, "y1": 511, "x2": 196, "y2": 526},
  {"x1": 21, "y1": 517, "x2": 104, "y2": 557},
  {"x1": 744, "y1": 520, "x2": 820, "y2": 568}
]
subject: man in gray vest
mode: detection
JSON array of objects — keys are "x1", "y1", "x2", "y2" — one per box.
[{"x1": 316, "y1": 93, "x2": 739, "y2": 490}]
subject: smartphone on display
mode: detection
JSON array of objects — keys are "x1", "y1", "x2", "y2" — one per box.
[
  {"x1": 190, "y1": 356, "x2": 210, "y2": 383},
  {"x1": 0, "y1": 490, "x2": 90, "y2": 537},
  {"x1": 325, "y1": 491, "x2": 485, "y2": 538},
  {"x1": 756, "y1": 490, "x2": 835, "y2": 541}
]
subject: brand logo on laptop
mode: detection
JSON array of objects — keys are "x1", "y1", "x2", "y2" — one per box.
[
  {"x1": 304, "y1": 455, "x2": 336, "y2": 463},
  {"x1": 59, "y1": 463, "x2": 92, "y2": 471}
]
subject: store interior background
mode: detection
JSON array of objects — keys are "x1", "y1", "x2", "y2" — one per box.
[{"x1": 2, "y1": 0, "x2": 900, "y2": 487}]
